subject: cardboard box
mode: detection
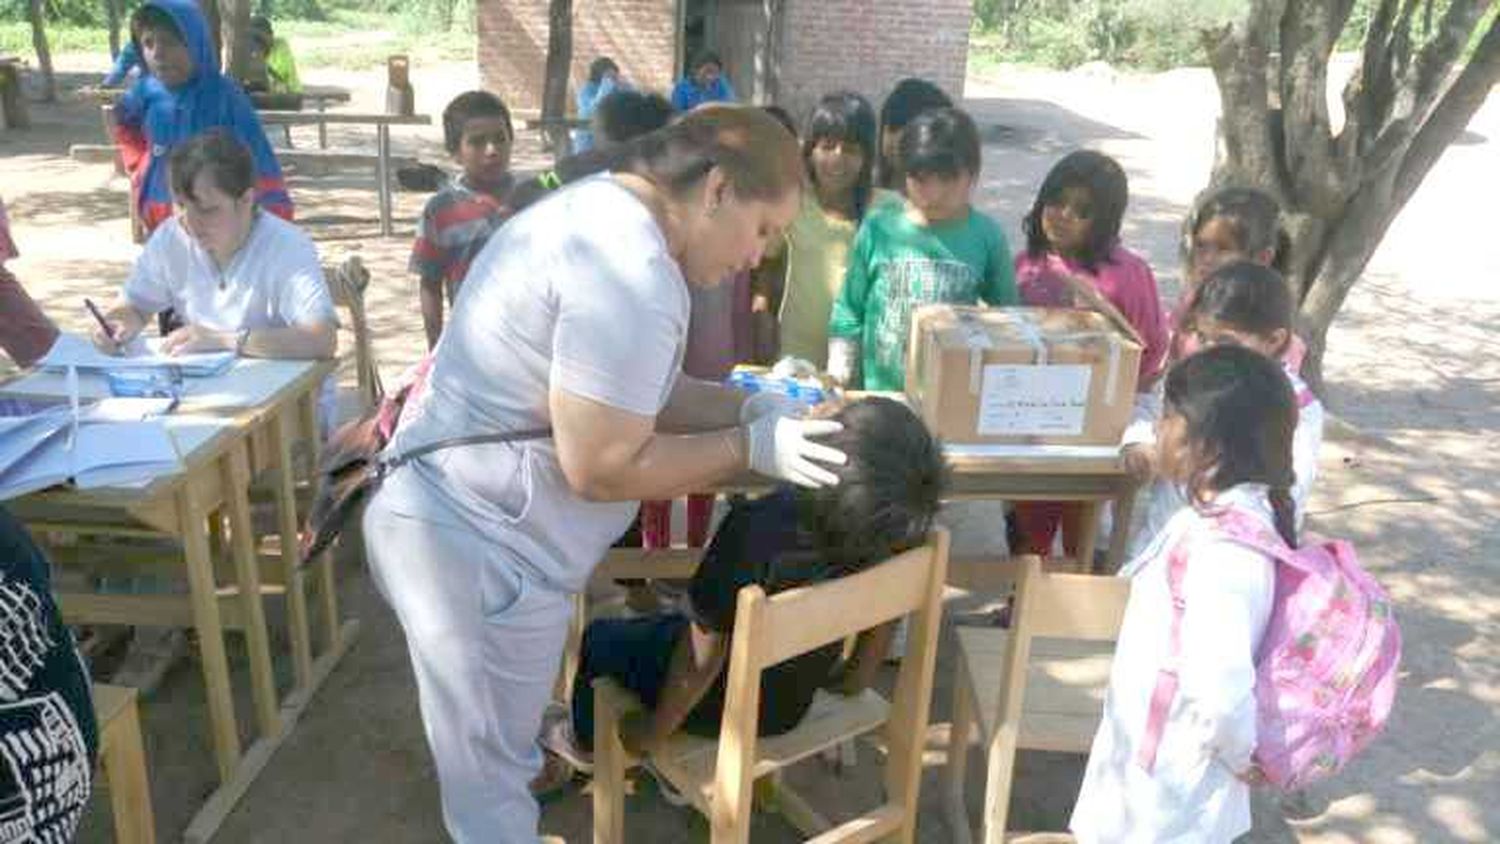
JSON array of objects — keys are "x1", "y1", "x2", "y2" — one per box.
[{"x1": 906, "y1": 306, "x2": 1142, "y2": 446}]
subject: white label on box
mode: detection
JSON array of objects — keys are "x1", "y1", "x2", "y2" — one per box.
[{"x1": 977, "y1": 365, "x2": 1092, "y2": 436}]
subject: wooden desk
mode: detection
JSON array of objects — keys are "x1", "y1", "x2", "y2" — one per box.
[
  {"x1": 259, "y1": 111, "x2": 431, "y2": 236},
  {"x1": 249, "y1": 85, "x2": 352, "y2": 148},
  {"x1": 3, "y1": 358, "x2": 354, "y2": 843}
]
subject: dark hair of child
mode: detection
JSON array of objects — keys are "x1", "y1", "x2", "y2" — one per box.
[
  {"x1": 1022, "y1": 149, "x2": 1128, "y2": 271},
  {"x1": 1187, "y1": 186, "x2": 1290, "y2": 275},
  {"x1": 594, "y1": 89, "x2": 673, "y2": 147},
  {"x1": 587, "y1": 56, "x2": 619, "y2": 85},
  {"x1": 762, "y1": 105, "x2": 798, "y2": 138},
  {"x1": 877, "y1": 78, "x2": 952, "y2": 188},
  {"x1": 803, "y1": 91, "x2": 877, "y2": 219},
  {"x1": 169, "y1": 130, "x2": 256, "y2": 201},
  {"x1": 899, "y1": 107, "x2": 981, "y2": 181},
  {"x1": 1187, "y1": 260, "x2": 1294, "y2": 354},
  {"x1": 692, "y1": 50, "x2": 723, "y2": 72},
  {"x1": 131, "y1": 5, "x2": 180, "y2": 41},
  {"x1": 799, "y1": 397, "x2": 948, "y2": 573},
  {"x1": 441, "y1": 90, "x2": 513, "y2": 154},
  {"x1": 1163, "y1": 344, "x2": 1298, "y2": 547}
]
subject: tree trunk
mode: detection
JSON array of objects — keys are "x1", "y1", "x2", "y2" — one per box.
[
  {"x1": 26, "y1": 0, "x2": 55, "y2": 103},
  {"x1": 1207, "y1": 3, "x2": 1500, "y2": 394},
  {"x1": 201, "y1": 0, "x2": 223, "y2": 64},
  {"x1": 223, "y1": 0, "x2": 254, "y2": 82},
  {"x1": 106, "y1": 0, "x2": 123, "y2": 59},
  {"x1": 540, "y1": 0, "x2": 574, "y2": 162}
]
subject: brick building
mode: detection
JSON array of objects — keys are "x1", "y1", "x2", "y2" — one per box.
[{"x1": 475, "y1": 0, "x2": 971, "y2": 124}]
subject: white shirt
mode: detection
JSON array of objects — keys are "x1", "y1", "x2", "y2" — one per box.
[
  {"x1": 1071, "y1": 484, "x2": 1277, "y2": 843},
  {"x1": 1127, "y1": 367, "x2": 1324, "y2": 559},
  {"x1": 123, "y1": 212, "x2": 339, "y2": 426},
  {"x1": 384, "y1": 175, "x2": 689, "y2": 593}
]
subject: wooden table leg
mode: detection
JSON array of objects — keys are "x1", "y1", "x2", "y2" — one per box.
[
  {"x1": 1105, "y1": 486, "x2": 1138, "y2": 574},
  {"x1": 376, "y1": 123, "x2": 393, "y2": 237},
  {"x1": 300, "y1": 392, "x2": 341, "y2": 653},
  {"x1": 176, "y1": 478, "x2": 241, "y2": 783},
  {"x1": 317, "y1": 99, "x2": 329, "y2": 149},
  {"x1": 270, "y1": 407, "x2": 314, "y2": 691},
  {"x1": 1073, "y1": 499, "x2": 1102, "y2": 575},
  {"x1": 222, "y1": 443, "x2": 281, "y2": 739}
]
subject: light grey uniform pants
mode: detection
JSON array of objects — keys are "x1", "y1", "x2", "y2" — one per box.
[{"x1": 364, "y1": 489, "x2": 571, "y2": 843}]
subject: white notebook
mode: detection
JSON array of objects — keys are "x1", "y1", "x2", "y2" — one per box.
[
  {"x1": 40, "y1": 333, "x2": 236, "y2": 377},
  {"x1": 0, "y1": 420, "x2": 180, "y2": 499}
]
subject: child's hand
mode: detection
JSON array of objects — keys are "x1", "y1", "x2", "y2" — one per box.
[
  {"x1": 161, "y1": 324, "x2": 233, "y2": 356},
  {"x1": 1121, "y1": 443, "x2": 1155, "y2": 483},
  {"x1": 92, "y1": 305, "x2": 145, "y2": 354}
]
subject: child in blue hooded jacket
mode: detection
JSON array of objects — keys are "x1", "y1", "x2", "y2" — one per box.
[{"x1": 112, "y1": 0, "x2": 292, "y2": 234}]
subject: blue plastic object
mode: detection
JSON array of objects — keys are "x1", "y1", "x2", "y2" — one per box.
[
  {"x1": 725, "y1": 371, "x2": 826, "y2": 407},
  {"x1": 106, "y1": 368, "x2": 184, "y2": 400}
]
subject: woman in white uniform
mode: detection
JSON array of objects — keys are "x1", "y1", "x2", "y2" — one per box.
[{"x1": 363, "y1": 106, "x2": 844, "y2": 842}]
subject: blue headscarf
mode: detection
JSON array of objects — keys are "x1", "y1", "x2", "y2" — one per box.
[{"x1": 115, "y1": 0, "x2": 291, "y2": 227}]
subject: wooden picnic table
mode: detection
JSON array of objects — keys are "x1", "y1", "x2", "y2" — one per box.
[
  {"x1": 2, "y1": 356, "x2": 355, "y2": 843},
  {"x1": 259, "y1": 110, "x2": 431, "y2": 236}
]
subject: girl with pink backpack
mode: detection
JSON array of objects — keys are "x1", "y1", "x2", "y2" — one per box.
[{"x1": 1071, "y1": 345, "x2": 1399, "y2": 842}]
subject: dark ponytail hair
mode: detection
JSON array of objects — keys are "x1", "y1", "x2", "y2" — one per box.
[
  {"x1": 1187, "y1": 186, "x2": 1289, "y2": 276},
  {"x1": 1186, "y1": 260, "x2": 1294, "y2": 355},
  {"x1": 504, "y1": 104, "x2": 803, "y2": 215},
  {"x1": 1164, "y1": 344, "x2": 1298, "y2": 547}
]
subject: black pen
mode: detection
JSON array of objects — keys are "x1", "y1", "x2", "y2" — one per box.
[{"x1": 85, "y1": 298, "x2": 117, "y2": 344}]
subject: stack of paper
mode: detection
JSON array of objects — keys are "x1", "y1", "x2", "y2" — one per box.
[
  {"x1": 0, "y1": 393, "x2": 181, "y2": 500},
  {"x1": 40, "y1": 333, "x2": 236, "y2": 377}
]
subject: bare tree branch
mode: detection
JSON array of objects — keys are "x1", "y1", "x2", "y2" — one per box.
[
  {"x1": 1395, "y1": 12, "x2": 1500, "y2": 206},
  {"x1": 1278, "y1": 0, "x2": 1356, "y2": 215},
  {"x1": 1204, "y1": 9, "x2": 1284, "y2": 193},
  {"x1": 1408, "y1": 0, "x2": 1488, "y2": 104},
  {"x1": 1342, "y1": 0, "x2": 1401, "y2": 153}
]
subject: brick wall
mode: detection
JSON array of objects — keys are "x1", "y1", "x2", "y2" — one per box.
[
  {"x1": 775, "y1": 0, "x2": 972, "y2": 127},
  {"x1": 475, "y1": 0, "x2": 678, "y2": 113}
]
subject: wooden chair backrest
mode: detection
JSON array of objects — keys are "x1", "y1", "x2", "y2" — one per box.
[
  {"x1": 994, "y1": 555, "x2": 1131, "y2": 743},
  {"x1": 709, "y1": 528, "x2": 951, "y2": 843},
  {"x1": 323, "y1": 255, "x2": 383, "y2": 412}
]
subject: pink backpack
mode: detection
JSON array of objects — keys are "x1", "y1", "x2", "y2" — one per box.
[{"x1": 1136, "y1": 507, "x2": 1401, "y2": 791}]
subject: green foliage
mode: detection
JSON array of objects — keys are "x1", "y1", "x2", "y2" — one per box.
[{"x1": 972, "y1": 0, "x2": 1246, "y2": 70}]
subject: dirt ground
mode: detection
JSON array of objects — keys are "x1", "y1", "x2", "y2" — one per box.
[{"x1": 1, "y1": 52, "x2": 1497, "y2": 843}]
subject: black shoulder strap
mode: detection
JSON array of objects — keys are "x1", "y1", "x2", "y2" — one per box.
[{"x1": 382, "y1": 428, "x2": 551, "y2": 473}]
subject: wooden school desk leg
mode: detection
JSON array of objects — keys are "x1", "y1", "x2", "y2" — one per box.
[
  {"x1": 1104, "y1": 486, "x2": 1137, "y2": 574},
  {"x1": 1073, "y1": 500, "x2": 1102, "y2": 575},
  {"x1": 376, "y1": 123, "x2": 393, "y2": 237},
  {"x1": 301, "y1": 392, "x2": 342, "y2": 653},
  {"x1": 222, "y1": 444, "x2": 281, "y2": 738},
  {"x1": 101, "y1": 693, "x2": 158, "y2": 844},
  {"x1": 270, "y1": 407, "x2": 314, "y2": 691},
  {"x1": 317, "y1": 99, "x2": 329, "y2": 149},
  {"x1": 177, "y1": 478, "x2": 241, "y2": 782},
  {"x1": 945, "y1": 657, "x2": 977, "y2": 844}
]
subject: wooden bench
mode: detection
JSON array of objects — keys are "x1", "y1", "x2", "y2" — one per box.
[{"x1": 94, "y1": 683, "x2": 157, "y2": 844}]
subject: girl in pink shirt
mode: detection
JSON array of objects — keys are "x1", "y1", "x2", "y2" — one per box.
[{"x1": 1012, "y1": 151, "x2": 1168, "y2": 559}]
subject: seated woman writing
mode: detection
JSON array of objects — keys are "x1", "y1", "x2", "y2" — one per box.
[{"x1": 541, "y1": 397, "x2": 948, "y2": 782}]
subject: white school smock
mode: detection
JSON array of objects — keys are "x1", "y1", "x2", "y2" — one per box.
[
  {"x1": 381, "y1": 174, "x2": 689, "y2": 594},
  {"x1": 123, "y1": 211, "x2": 339, "y2": 425},
  {"x1": 1070, "y1": 483, "x2": 1276, "y2": 844},
  {"x1": 1126, "y1": 367, "x2": 1324, "y2": 559}
]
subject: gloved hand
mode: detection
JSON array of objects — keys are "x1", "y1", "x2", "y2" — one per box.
[
  {"x1": 746, "y1": 416, "x2": 847, "y2": 488},
  {"x1": 739, "y1": 390, "x2": 804, "y2": 425}
]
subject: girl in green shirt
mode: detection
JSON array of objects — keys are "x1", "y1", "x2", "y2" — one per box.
[{"x1": 827, "y1": 107, "x2": 1017, "y2": 391}]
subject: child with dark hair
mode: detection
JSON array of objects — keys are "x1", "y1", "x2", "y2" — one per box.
[
  {"x1": 1011, "y1": 150, "x2": 1168, "y2": 559},
  {"x1": 827, "y1": 107, "x2": 1016, "y2": 391},
  {"x1": 593, "y1": 89, "x2": 674, "y2": 148},
  {"x1": 573, "y1": 56, "x2": 624, "y2": 152},
  {"x1": 412, "y1": 90, "x2": 517, "y2": 348},
  {"x1": 1121, "y1": 260, "x2": 1325, "y2": 556},
  {"x1": 112, "y1": 0, "x2": 291, "y2": 235},
  {"x1": 1176, "y1": 186, "x2": 1301, "y2": 367},
  {"x1": 671, "y1": 50, "x2": 736, "y2": 111},
  {"x1": 243, "y1": 16, "x2": 302, "y2": 95},
  {"x1": 1072, "y1": 344, "x2": 1295, "y2": 842},
  {"x1": 756, "y1": 91, "x2": 879, "y2": 367},
  {"x1": 876, "y1": 77, "x2": 953, "y2": 191},
  {"x1": 542, "y1": 397, "x2": 948, "y2": 773}
]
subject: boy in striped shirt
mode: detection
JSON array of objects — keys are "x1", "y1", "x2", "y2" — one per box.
[{"x1": 411, "y1": 91, "x2": 516, "y2": 348}]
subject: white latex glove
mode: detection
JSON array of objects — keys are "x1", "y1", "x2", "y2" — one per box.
[
  {"x1": 739, "y1": 390, "x2": 804, "y2": 425},
  {"x1": 746, "y1": 416, "x2": 848, "y2": 488},
  {"x1": 827, "y1": 337, "x2": 859, "y2": 387}
]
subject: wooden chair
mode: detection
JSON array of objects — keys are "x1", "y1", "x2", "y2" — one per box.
[
  {"x1": 592, "y1": 529, "x2": 950, "y2": 844},
  {"x1": 93, "y1": 683, "x2": 157, "y2": 844},
  {"x1": 324, "y1": 254, "x2": 384, "y2": 415},
  {"x1": 943, "y1": 555, "x2": 1130, "y2": 843}
]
